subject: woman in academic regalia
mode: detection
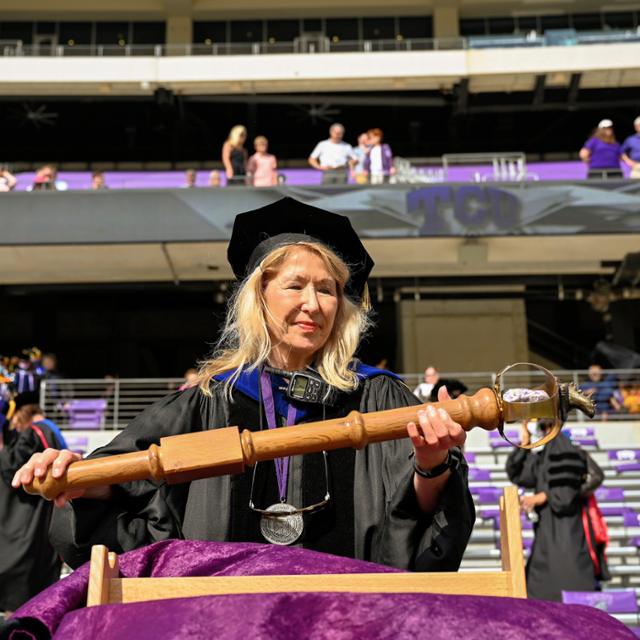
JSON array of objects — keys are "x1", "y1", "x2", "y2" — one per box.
[
  {"x1": 506, "y1": 420, "x2": 608, "y2": 601},
  {"x1": 0, "y1": 393, "x2": 66, "y2": 613},
  {"x1": 14, "y1": 197, "x2": 475, "y2": 572}
]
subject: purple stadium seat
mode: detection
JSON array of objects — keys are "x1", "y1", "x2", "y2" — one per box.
[
  {"x1": 600, "y1": 506, "x2": 631, "y2": 517},
  {"x1": 463, "y1": 452, "x2": 476, "y2": 463},
  {"x1": 489, "y1": 429, "x2": 520, "y2": 448},
  {"x1": 615, "y1": 462, "x2": 640, "y2": 474},
  {"x1": 608, "y1": 450, "x2": 640, "y2": 461},
  {"x1": 468, "y1": 467, "x2": 491, "y2": 481},
  {"x1": 479, "y1": 508, "x2": 501, "y2": 520},
  {"x1": 571, "y1": 437, "x2": 599, "y2": 447},
  {"x1": 64, "y1": 399, "x2": 107, "y2": 430},
  {"x1": 472, "y1": 487, "x2": 504, "y2": 504},
  {"x1": 520, "y1": 517, "x2": 533, "y2": 530},
  {"x1": 561, "y1": 428, "x2": 598, "y2": 447},
  {"x1": 596, "y1": 488, "x2": 626, "y2": 502},
  {"x1": 564, "y1": 427, "x2": 595, "y2": 438},
  {"x1": 480, "y1": 505, "x2": 532, "y2": 530},
  {"x1": 63, "y1": 435, "x2": 89, "y2": 455},
  {"x1": 562, "y1": 589, "x2": 639, "y2": 614},
  {"x1": 489, "y1": 429, "x2": 519, "y2": 440},
  {"x1": 631, "y1": 628, "x2": 640, "y2": 638},
  {"x1": 623, "y1": 511, "x2": 640, "y2": 527}
]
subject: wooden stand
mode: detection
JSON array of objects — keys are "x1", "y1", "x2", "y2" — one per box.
[{"x1": 86, "y1": 486, "x2": 527, "y2": 606}]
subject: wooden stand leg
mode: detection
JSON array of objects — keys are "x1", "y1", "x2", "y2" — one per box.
[
  {"x1": 87, "y1": 544, "x2": 120, "y2": 607},
  {"x1": 499, "y1": 486, "x2": 527, "y2": 598}
]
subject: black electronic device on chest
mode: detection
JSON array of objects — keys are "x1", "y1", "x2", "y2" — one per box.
[{"x1": 265, "y1": 366, "x2": 337, "y2": 406}]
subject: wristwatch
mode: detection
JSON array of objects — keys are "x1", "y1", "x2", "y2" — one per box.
[{"x1": 413, "y1": 450, "x2": 459, "y2": 479}]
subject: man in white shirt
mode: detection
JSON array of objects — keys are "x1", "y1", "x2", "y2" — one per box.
[{"x1": 308, "y1": 123, "x2": 355, "y2": 185}]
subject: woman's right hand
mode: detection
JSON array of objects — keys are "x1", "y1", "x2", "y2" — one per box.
[{"x1": 12, "y1": 449, "x2": 85, "y2": 507}]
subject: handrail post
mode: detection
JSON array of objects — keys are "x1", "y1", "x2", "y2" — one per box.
[
  {"x1": 113, "y1": 379, "x2": 120, "y2": 430},
  {"x1": 39, "y1": 379, "x2": 47, "y2": 412}
]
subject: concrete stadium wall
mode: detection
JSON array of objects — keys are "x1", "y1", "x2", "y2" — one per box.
[
  {"x1": 0, "y1": 43, "x2": 639, "y2": 95},
  {"x1": 397, "y1": 298, "x2": 529, "y2": 374}
]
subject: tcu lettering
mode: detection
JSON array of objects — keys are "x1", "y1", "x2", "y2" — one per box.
[{"x1": 407, "y1": 185, "x2": 522, "y2": 234}]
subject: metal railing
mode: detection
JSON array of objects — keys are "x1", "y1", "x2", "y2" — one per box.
[
  {"x1": 0, "y1": 28, "x2": 638, "y2": 58},
  {"x1": 441, "y1": 152, "x2": 539, "y2": 182},
  {"x1": 39, "y1": 368, "x2": 640, "y2": 429}
]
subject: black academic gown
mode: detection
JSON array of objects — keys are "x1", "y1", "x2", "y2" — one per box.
[
  {"x1": 506, "y1": 435, "x2": 601, "y2": 601},
  {"x1": 51, "y1": 372, "x2": 475, "y2": 572},
  {"x1": 0, "y1": 424, "x2": 64, "y2": 611}
]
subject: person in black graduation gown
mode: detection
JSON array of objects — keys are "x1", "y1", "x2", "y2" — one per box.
[
  {"x1": 506, "y1": 420, "x2": 607, "y2": 601},
  {"x1": 14, "y1": 197, "x2": 475, "y2": 572},
  {"x1": 0, "y1": 394, "x2": 66, "y2": 613}
]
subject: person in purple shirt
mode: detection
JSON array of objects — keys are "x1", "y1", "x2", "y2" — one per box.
[
  {"x1": 621, "y1": 116, "x2": 640, "y2": 179},
  {"x1": 363, "y1": 128, "x2": 395, "y2": 184},
  {"x1": 579, "y1": 119, "x2": 634, "y2": 179}
]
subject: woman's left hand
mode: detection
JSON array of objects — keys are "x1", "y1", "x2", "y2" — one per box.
[{"x1": 407, "y1": 386, "x2": 466, "y2": 472}]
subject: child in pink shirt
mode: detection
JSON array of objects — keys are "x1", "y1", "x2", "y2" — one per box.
[{"x1": 248, "y1": 136, "x2": 278, "y2": 187}]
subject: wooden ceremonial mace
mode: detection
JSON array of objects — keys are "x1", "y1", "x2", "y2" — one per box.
[{"x1": 25, "y1": 365, "x2": 595, "y2": 501}]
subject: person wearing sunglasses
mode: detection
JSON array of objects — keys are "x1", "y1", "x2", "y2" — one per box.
[{"x1": 14, "y1": 197, "x2": 474, "y2": 572}]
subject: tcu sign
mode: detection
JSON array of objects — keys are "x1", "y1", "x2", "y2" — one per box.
[{"x1": 406, "y1": 185, "x2": 522, "y2": 235}]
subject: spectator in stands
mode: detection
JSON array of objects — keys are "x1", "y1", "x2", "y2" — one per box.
[
  {"x1": 183, "y1": 169, "x2": 198, "y2": 188},
  {"x1": 0, "y1": 168, "x2": 17, "y2": 192},
  {"x1": 364, "y1": 128, "x2": 395, "y2": 184},
  {"x1": 582, "y1": 364, "x2": 617, "y2": 417},
  {"x1": 247, "y1": 136, "x2": 278, "y2": 187},
  {"x1": 28, "y1": 164, "x2": 57, "y2": 191},
  {"x1": 40, "y1": 352, "x2": 64, "y2": 401},
  {"x1": 579, "y1": 119, "x2": 634, "y2": 179},
  {"x1": 308, "y1": 123, "x2": 356, "y2": 185},
  {"x1": 13, "y1": 355, "x2": 38, "y2": 394},
  {"x1": 222, "y1": 125, "x2": 248, "y2": 186},
  {"x1": 506, "y1": 420, "x2": 608, "y2": 601},
  {"x1": 413, "y1": 366, "x2": 439, "y2": 403},
  {"x1": 350, "y1": 132, "x2": 370, "y2": 184},
  {"x1": 208, "y1": 170, "x2": 221, "y2": 187},
  {"x1": 429, "y1": 374, "x2": 468, "y2": 402},
  {"x1": 91, "y1": 171, "x2": 108, "y2": 190},
  {"x1": 41, "y1": 353, "x2": 60, "y2": 379},
  {"x1": 620, "y1": 383, "x2": 640, "y2": 414},
  {"x1": 0, "y1": 393, "x2": 67, "y2": 614},
  {"x1": 179, "y1": 367, "x2": 198, "y2": 391},
  {"x1": 621, "y1": 116, "x2": 640, "y2": 179}
]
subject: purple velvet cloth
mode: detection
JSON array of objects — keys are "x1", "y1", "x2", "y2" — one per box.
[{"x1": 13, "y1": 540, "x2": 634, "y2": 640}]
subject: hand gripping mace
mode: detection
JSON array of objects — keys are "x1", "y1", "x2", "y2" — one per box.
[{"x1": 25, "y1": 363, "x2": 595, "y2": 500}]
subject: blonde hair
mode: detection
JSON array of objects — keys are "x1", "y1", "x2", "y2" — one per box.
[
  {"x1": 197, "y1": 243, "x2": 371, "y2": 396},
  {"x1": 227, "y1": 125, "x2": 247, "y2": 146}
]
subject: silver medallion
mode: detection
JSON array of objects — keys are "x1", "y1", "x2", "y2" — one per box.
[{"x1": 260, "y1": 502, "x2": 304, "y2": 546}]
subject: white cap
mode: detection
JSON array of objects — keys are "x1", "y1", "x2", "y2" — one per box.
[
  {"x1": 634, "y1": 116, "x2": 640, "y2": 126},
  {"x1": 598, "y1": 119, "x2": 613, "y2": 128}
]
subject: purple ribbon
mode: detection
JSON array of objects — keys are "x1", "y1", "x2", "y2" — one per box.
[{"x1": 260, "y1": 370, "x2": 297, "y2": 502}]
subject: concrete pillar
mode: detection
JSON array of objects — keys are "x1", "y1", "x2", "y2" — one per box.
[
  {"x1": 433, "y1": 5, "x2": 460, "y2": 39},
  {"x1": 397, "y1": 299, "x2": 528, "y2": 373},
  {"x1": 165, "y1": 0, "x2": 192, "y2": 45}
]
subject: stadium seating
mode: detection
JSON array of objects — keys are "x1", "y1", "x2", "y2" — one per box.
[
  {"x1": 461, "y1": 421, "x2": 640, "y2": 632},
  {"x1": 63, "y1": 399, "x2": 108, "y2": 430}
]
